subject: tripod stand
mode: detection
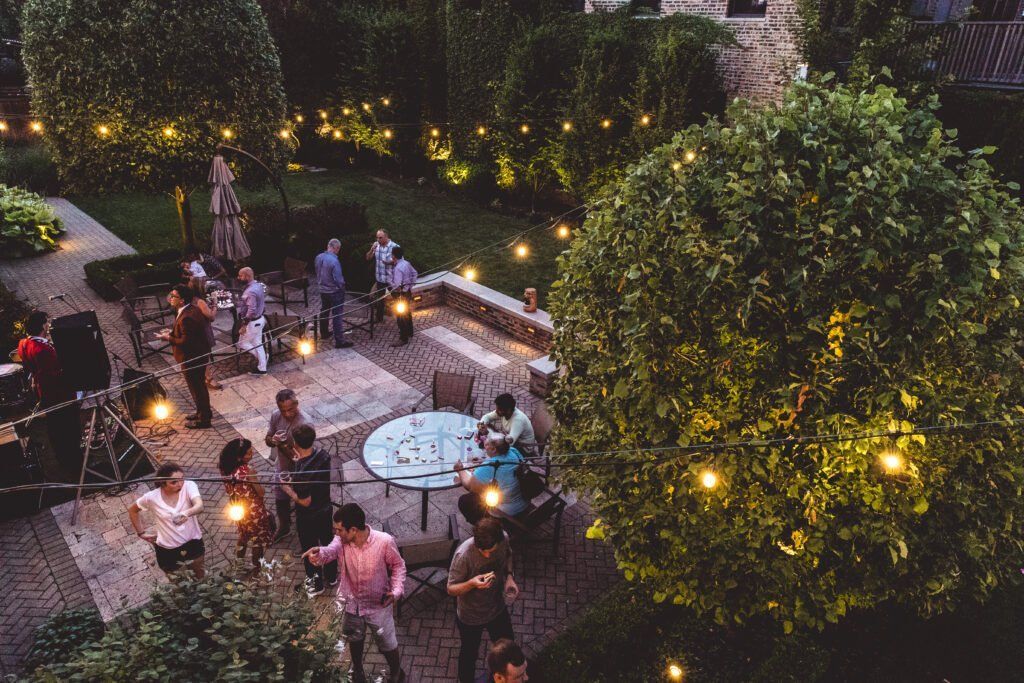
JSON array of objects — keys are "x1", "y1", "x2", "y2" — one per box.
[{"x1": 71, "y1": 390, "x2": 157, "y2": 524}]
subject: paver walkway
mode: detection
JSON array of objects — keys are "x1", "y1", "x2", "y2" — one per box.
[{"x1": 0, "y1": 199, "x2": 620, "y2": 680}]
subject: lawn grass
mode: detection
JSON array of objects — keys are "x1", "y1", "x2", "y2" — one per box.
[{"x1": 70, "y1": 170, "x2": 567, "y2": 304}]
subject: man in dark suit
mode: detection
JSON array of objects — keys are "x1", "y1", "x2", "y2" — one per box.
[{"x1": 157, "y1": 284, "x2": 213, "y2": 429}]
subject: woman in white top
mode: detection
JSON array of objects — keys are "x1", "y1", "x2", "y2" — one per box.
[{"x1": 128, "y1": 461, "x2": 206, "y2": 578}]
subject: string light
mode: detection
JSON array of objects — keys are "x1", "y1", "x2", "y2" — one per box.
[
  {"x1": 667, "y1": 662, "x2": 684, "y2": 681},
  {"x1": 520, "y1": 124, "x2": 530, "y2": 134},
  {"x1": 97, "y1": 124, "x2": 109, "y2": 137},
  {"x1": 562, "y1": 121, "x2": 573, "y2": 132},
  {"x1": 556, "y1": 224, "x2": 570, "y2": 239},
  {"x1": 279, "y1": 129, "x2": 290, "y2": 139},
  {"x1": 880, "y1": 451, "x2": 904, "y2": 474},
  {"x1": 221, "y1": 128, "x2": 233, "y2": 139},
  {"x1": 162, "y1": 126, "x2": 174, "y2": 137},
  {"x1": 672, "y1": 161, "x2": 682, "y2": 171},
  {"x1": 515, "y1": 244, "x2": 529, "y2": 258},
  {"x1": 295, "y1": 114, "x2": 304, "y2": 123},
  {"x1": 0, "y1": 121, "x2": 6, "y2": 132},
  {"x1": 30, "y1": 121, "x2": 42, "y2": 133},
  {"x1": 298, "y1": 339, "x2": 313, "y2": 357},
  {"x1": 362, "y1": 103, "x2": 372, "y2": 112},
  {"x1": 700, "y1": 470, "x2": 718, "y2": 489},
  {"x1": 477, "y1": 125, "x2": 487, "y2": 137},
  {"x1": 332, "y1": 130, "x2": 343, "y2": 140},
  {"x1": 430, "y1": 127, "x2": 440, "y2": 138},
  {"x1": 600, "y1": 118, "x2": 612, "y2": 129},
  {"x1": 383, "y1": 129, "x2": 393, "y2": 139},
  {"x1": 640, "y1": 114, "x2": 651, "y2": 126},
  {"x1": 227, "y1": 502, "x2": 245, "y2": 522},
  {"x1": 342, "y1": 107, "x2": 352, "y2": 116},
  {"x1": 395, "y1": 300, "x2": 408, "y2": 315},
  {"x1": 319, "y1": 110, "x2": 328, "y2": 120},
  {"x1": 381, "y1": 97, "x2": 391, "y2": 106},
  {"x1": 484, "y1": 487, "x2": 501, "y2": 508},
  {"x1": 152, "y1": 402, "x2": 170, "y2": 421},
  {"x1": 684, "y1": 150, "x2": 697, "y2": 163},
  {"x1": 463, "y1": 268, "x2": 477, "y2": 281}
]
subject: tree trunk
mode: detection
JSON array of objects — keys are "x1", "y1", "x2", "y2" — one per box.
[{"x1": 175, "y1": 185, "x2": 196, "y2": 252}]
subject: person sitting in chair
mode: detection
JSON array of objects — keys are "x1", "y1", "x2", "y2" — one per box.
[{"x1": 454, "y1": 436, "x2": 528, "y2": 525}]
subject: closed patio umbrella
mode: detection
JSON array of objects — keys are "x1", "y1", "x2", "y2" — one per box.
[{"x1": 208, "y1": 154, "x2": 250, "y2": 262}]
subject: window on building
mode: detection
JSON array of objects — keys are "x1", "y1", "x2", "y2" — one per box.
[{"x1": 727, "y1": 0, "x2": 768, "y2": 17}]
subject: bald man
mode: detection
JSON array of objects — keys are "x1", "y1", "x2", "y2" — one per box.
[{"x1": 237, "y1": 267, "x2": 268, "y2": 375}]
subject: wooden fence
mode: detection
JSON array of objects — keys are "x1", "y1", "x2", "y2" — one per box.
[{"x1": 918, "y1": 21, "x2": 1024, "y2": 86}]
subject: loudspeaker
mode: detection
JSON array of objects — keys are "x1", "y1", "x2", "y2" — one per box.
[
  {"x1": 121, "y1": 367, "x2": 167, "y2": 420},
  {"x1": 51, "y1": 310, "x2": 112, "y2": 391}
]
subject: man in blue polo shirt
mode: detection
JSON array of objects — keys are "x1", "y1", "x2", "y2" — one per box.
[{"x1": 453, "y1": 436, "x2": 529, "y2": 524}]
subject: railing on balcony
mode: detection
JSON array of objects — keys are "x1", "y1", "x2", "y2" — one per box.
[{"x1": 917, "y1": 21, "x2": 1024, "y2": 87}]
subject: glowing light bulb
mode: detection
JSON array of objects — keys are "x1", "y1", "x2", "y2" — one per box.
[
  {"x1": 299, "y1": 339, "x2": 313, "y2": 356},
  {"x1": 484, "y1": 487, "x2": 501, "y2": 508},
  {"x1": 279, "y1": 129, "x2": 290, "y2": 139},
  {"x1": 362, "y1": 103, "x2": 371, "y2": 112},
  {"x1": 562, "y1": 121, "x2": 573, "y2": 132},
  {"x1": 464, "y1": 268, "x2": 476, "y2": 281},
  {"x1": 295, "y1": 114, "x2": 304, "y2": 123},
  {"x1": 881, "y1": 451, "x2": 904, "y2": 474},
  {"x1": 332, "y1": 130, "x2": 342, "y2": 139},
  {"x1": 430, "y1": 127, "x2": 440, "y2": 138},
  {"x1": 477, "y1": 125, "x2": 487, "y2": 136},
  {"x1": 515, "y1": 244, "x2": 528, "y2": 258},
  {"x1": 672, "y1": 161, "x2": 682, "y2": 171},
  {"x1": 557, "y1": 224, "x2": 570, "y2": 239},
  {"x1": 153, "y1": 402, "x2": 170, "y2": 421},
  {"x1": 319, "y1": 110, "x2": 328, "y2": 120},
  {"x1": 227, "y1": 503, "x2": 245, "y2": 522},
  {"x1": 684, "y1": 150, "x2": 697, "y2": 163},
  {"x1": 382, "y1": 97, "x2": 391, "y2": 106},
  {"x1": 342, "y1": 107, "x2": 352, "y2": 116},
  {"x1": 600, "y1": 118, "x2": 612, "y2": 129},
  {"x1": 383, "y1": 129, "x2": 393, "y2": 139},
  {"x1": 30, "y1": 121, "x2": 42, "y2": 133},
  {"x1": 700, "y1": 470, "x2": 718, "y2": 489},
  {"x1": 0, "y1": 121, "x2": 7, "y2": 132},
  {"x1": 668, "y1": 662, "x2": 684, "y2": 681},
  {"x1": 520, "y1": 124, "x2": 530, "y2": 134},
  {"x1": 395, "y1": 300, "x2": 408, "y2": 315},
  {"x1": 163, "y1": 126, "x2": 174, "y2": 137},
  {"x1": 221, "y1": 128, "x2": 233, "y2": 139},
  {"x1": 640, "y1": 114, "x2": 651, "y2": 126},
  {"x1": 97, "y1": 124, "x2": 109, "y2": 136}
]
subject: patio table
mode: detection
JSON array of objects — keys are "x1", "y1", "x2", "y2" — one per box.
[{"x1": 361, "y1": 411, "x2": 485, "y2": 530}]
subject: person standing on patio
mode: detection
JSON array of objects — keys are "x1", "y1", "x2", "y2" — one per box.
[
  {"x1": 448, "y1": 517, "x2": 520, "y2": 683},
  {"x1": 128, "y1": 461, "x2": 206, "y2": 579},
  {"x1": 303, "y1": 503, "x2": 408, "y2": 683},
  {"x1": 365, "y1": 229, "x2": 398, "y2": 324},
  {"x1": 218, "y1": 438, "x2": 274, "y2": 571},
  {"x1": 387, "y1": 246, "x2": 417, "y2": 347},
  {"x1": 157, "y1": 285, "x2": 212, "y2": 429},
  {"x1": 264, "y1": 388, "x2": 313, "y2": 543},
  {"x1": 236, "y1": 267, "x2": 268, "y2": 376},
  {"x1": 280, "y1": 424, "x2": 337, "y2": 597},
  {"x1": 315, "y1": 238, "x2": 354, "y2": 349},
  {"x1": 478, "y1": 394, "x2": 537, "y2": 457}
]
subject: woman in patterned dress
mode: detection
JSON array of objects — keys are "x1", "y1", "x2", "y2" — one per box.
[{"x1": 218, "y1": 438, "x2": 274, "y2": 571}]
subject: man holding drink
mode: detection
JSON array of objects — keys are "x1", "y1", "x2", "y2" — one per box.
[{"x1": 264, "y1": 388, "x2": 313, "y2": 543}]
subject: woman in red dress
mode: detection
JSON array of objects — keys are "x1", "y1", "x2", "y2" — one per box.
[{"x1": 218, "y1": 438, "x2": 274, "y2": 571}]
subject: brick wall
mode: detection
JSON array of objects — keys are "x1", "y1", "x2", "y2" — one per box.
[{"x1": 584, "y1": 0, "x2": 804, "y2": 102}]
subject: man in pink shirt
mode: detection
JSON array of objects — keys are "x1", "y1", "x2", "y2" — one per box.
[{"x1": 304, "y1": 503, "x2": 408, "y2": 683}]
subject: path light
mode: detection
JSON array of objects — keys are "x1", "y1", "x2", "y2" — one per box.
[
  {"x1": 515, "y1": 244, "x2": 529, "y2": 258},
  {"x1": 556, "y1": 224, "x2": 570, "y2": 239},
  {"x1": 279, "y1": 128, "x2": 291, "y2": 139},
  {"x1": 562, "y1": 121, "x2": 573, "y2": 132},
  {"x1": 163, "y1": 126, "x2": 174, "y2": 137},
  {"x1": 700, "y1": 470, "x2": 718, "y2": 489},
  {"x1": 97, "y1": 124, "x2": 110, "y2": 137},
  {"x1": 30, "y1": 121, "x2": 43, "y2": 133},
  {"x1": 880, "y1": 451, "x2": 904, "y2": 475},
  {"x1": 667, "y1": 662, "x2": 684, "y2": 681},
  {"x1": 464, "y1": 268, "x2": 477, "y2": 281},
  {"x1": 153, "y1": 402, "x2": 170, "y2": 421},
  {"x1": 430, "y1": 127, "x2": 440, "y2": 138},
  {"x1": 221, "y1": 128, "x2": 233, "y2": 140},
  {"x1": 227, "y1": 502, "x2": 245, "y2": 522},
  {"x1": 640, "y1": 114, "x2": 651, "y2": 126},
  {"x1": 600, "y1": 118, "x2": 612, "y2": 129},
  {"x1": 484, "y1": 486, "x2": 501, "y2": 508},
  {"x1": 394, "y1": 299, "x2": 408, "y2": 315}
]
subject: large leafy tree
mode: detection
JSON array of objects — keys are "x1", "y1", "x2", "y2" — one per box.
[
  {"x1": 549, "y1": 80, "x2": 1024, "y2": 631},
  {"x1": 21, "y1": 0, "x2": 290, "y2": 249}
]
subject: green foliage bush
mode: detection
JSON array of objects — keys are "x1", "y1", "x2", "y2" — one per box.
[
  {"x1": 0, "y1": 277, "x2": 32, "y2": 357},
  {"x1": 549, "y1": 79, "x2": 1024, "y2": 631},
  {"x1": 1, "y1": 144, "x2": 60, "y2": 195},
  {"x1": 23, "y1": 608, "x2": 104, "y2": 672},
  {"x1": 25, "y1": 569, "x2": 344, "y2": 681},
  {"x1": 937, "y1": 89, "x2": 1024, "y2": 187},
  {"x1": 83, "y1": 249, "x2": 181, "y2": 301},
  {"x1": 0, "y1": 183, "x2": 65, "y2": 257}
]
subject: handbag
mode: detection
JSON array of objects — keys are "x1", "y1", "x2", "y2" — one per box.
[{"x1": 515, "y1": 459, "x2": 546, "y2": 501}]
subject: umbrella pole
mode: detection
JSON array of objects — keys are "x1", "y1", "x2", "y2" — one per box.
[{"x1": 175, "y1": 184, "x2": 197, "y2": 251}]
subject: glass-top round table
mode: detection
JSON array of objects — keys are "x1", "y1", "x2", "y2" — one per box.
[{"x1": 361, "y1": 411, "x2": 485, "y2": 530}]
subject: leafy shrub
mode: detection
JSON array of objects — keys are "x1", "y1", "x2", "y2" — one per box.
[
  {"x1": 549, "y1": 79, "x2": 1024, "y2": 631},
  {"x1": 1, "y1": 144, "x2": 60, "y2": 195},
  {"x1": 938, "y1": 89, "x2": 1024, "y2": 187},
  {"x1": 83, "y1": 249, "x2": 182, "y2": 301},
  {"x1": 23, "y1": 608, "x2": 104, "y2": 672},
  {"x1": 0, "y1": 277, "x2": 32, "y2": 357},
  {"x1": 26, "y1": 568, "x2": 345, "y2": 681},
  {"x1": 0, "y1": 183, "x2": 65, "y2": 257}
]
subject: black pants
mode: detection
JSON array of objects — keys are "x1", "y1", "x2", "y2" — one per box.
[
  {"x1": 275, "y1": 497, "x2": 292, "y2": 534},
  {"x1": 183, "y1": 354, "x2": 211, "y2": 423},
  {"x1": 373, "y1": 280, "x2": 389, "y2": 323},
  {"x1": 456, "y1": 608, "x2": 515, "y2": 683},
  {"x1": 297, "y1": 508, "x2": 337, "y2": 584},
  {"x1": 394, "y1": 290, "x2": 413, "y2": 341},
  {"x1": 43, "y1": 401, "x2": 82, "y2": 475}
]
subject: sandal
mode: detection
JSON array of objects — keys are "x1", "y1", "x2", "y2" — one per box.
[{"x1": 206, "y1": 379, "x2": 223, "y2": 390}]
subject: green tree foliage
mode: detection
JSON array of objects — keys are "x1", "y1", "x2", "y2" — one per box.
[
  {"x1": 548, "y1": 79, "x2": 1024, "y2": 631},
  {"x1": 0, "y1": 183, "x2": 64, "y2": 256},
  {"x1": 20, "y1": 0, "x2": 289, "y2": 249},
  {"x1": 26, "y1": 569, "x2": 344, "y2": 681}
]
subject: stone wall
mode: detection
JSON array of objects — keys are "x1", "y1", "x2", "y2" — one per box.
[{"x1": 584, "y1": 0, "x2": 804, "y2": 102}]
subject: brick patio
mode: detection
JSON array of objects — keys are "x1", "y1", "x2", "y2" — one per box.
[{"x1": 0, "y1": 199, "x2": 620, "y2": 680}]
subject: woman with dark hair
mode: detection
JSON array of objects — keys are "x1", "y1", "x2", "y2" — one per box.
[
  {"x1": 128, "y1": 462, "x2": 206, "y2": 578},
  {"x1": 219, "y1": 438, "x2": 274, "y2": 570}
]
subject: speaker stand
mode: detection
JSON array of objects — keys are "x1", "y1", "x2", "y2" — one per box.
[{"x1": 70, "y1": 392, "x2": 158, "y2": 524}]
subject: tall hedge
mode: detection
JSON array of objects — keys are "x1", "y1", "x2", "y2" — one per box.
[
  {"x1": 549, "y1": 79, "x2": 1024, "y2": 631},
  {"x1": 21, "y1": 0, "x2": 290, "y2": 248}
]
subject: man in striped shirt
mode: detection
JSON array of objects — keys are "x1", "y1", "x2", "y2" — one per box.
[
  {"x1": 365, "y1": 229, "x2": 399, "y2": 324},
  {"x1": 304, "y1": 503, "x2": 407, "y2": 683}
]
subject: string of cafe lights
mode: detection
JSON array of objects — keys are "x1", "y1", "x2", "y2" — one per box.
[{"x1": 0, "y1": 202, "x2": 591, "y2": 430}]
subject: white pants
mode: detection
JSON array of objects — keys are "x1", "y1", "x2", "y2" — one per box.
[{"x1": 238, "y1": 316, "x2": 267, "y2": 371}]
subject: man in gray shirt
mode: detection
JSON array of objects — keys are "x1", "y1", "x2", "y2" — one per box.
[
  {"x1": 264, "y1": 388, "x2": 313, "y2": 542},
  {"x1": 236, "y1": 267, "x2": 268, "y2": 375},
  {"x1": 448, "y1": 517, "x2": 520, "y2": 683},
  {"x1": 314, "y1": 238, "x2": 353, "y2": 349}
]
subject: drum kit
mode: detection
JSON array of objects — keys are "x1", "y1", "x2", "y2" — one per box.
[{"x1": 0, "y1": 359, "x2": 32, "y2": 418}]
